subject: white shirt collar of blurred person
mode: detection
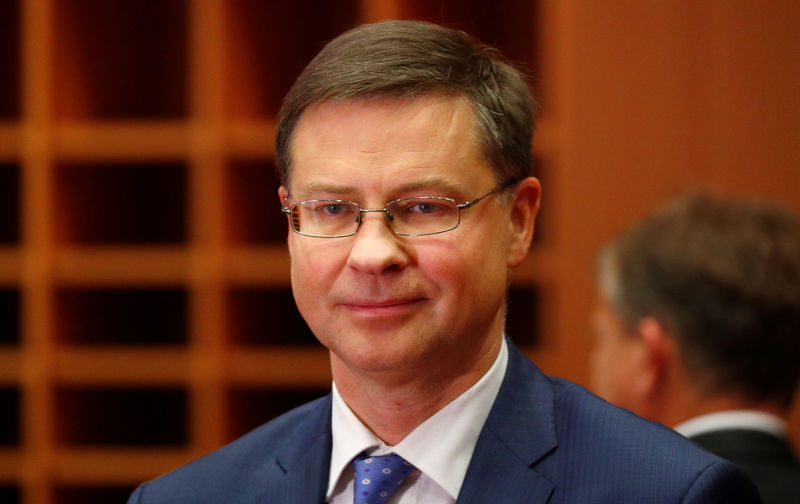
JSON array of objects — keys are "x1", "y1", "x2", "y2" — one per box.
[
  {"x1": 674, "y1": 410, "x2": 787, "y2": 439},
  {"x1": 326, "y1": 336, "x2": 509, "y2": 504}
]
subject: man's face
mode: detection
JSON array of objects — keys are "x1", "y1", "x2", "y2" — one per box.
[{"x1": 281, "y1": 95, "x2": 529, "y2": 378}]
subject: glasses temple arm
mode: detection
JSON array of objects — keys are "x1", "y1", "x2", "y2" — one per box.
[{"x1": 457, "y1": 177, "x2": 519, "y2": 209}]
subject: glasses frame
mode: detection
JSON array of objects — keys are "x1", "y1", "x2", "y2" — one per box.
[{"x1": 282, "y1": 178, "x2": 519, "y2": 238}]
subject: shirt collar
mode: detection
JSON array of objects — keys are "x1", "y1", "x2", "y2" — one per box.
[
  {"x1": 327, "y1": 337, "x2": 509, "y2": 500},
  {"x1": 327, "y1": 380, "x2": 382, "y2": 499},
  {"x1": 674, "y1": 410, "x2": 787, "y2": 439}
]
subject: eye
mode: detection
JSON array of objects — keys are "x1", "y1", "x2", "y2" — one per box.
[
  {"x1": 408, "y1": 202, "x2": 440, "y2": 214},
  {"x1": 399, "y1": 198, "x2": 455, "y2": 216},
  {"x1": 320, "y1": 203, "x2": 348, "y2": 215},
  {"x1": 305, "y1": 201, "x2": 353, "y2": 216}
]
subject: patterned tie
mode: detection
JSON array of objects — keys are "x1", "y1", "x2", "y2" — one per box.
[{"x1": 352, "y1": 452, "x2": 416, "y2": 504}]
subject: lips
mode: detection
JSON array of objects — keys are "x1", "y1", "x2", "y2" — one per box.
[
  {"x1": 346, "y1": 298, "x2": 421, "y2": 308},
  {"x1": 340, "y1": 298, "x2": 426, "y2": 315}
]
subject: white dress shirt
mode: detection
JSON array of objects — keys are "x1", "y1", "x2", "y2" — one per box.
[
  {"x1": 326, "y1": 337, "x2": 509, "y2": 504},
  {"x1": 674, "y1": 410, "x2": 787, "y2": 439}
]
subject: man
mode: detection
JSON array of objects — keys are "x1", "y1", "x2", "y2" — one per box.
[
  {"x1": 592, "y1": 192, "x2": 800, "y2": 503},
  {"x1": 129, "y1": 21, "x2": 760, "y2": 503}
]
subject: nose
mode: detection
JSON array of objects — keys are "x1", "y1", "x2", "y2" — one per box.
[{"x1": 346, "y1": 211, "x2": 409, "y2": 274}]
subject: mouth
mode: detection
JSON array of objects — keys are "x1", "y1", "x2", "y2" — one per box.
[{"x1": 342, "y1": 298, "x2": 426, "y2": 315}]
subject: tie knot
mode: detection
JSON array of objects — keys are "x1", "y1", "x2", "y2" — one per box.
[{"x1": 352, "y1": 453, "x2": 416, "y2": 504}]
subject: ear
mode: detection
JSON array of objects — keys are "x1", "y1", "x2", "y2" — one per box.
[
  {"x1": 507, "y1": 176, "x2": 541, "y2": 267},
  {"x1": 278, "y1": 186, "x2": 292, "y2": 237},
  {"x1": 633, "y1": 317, "x2": 675, "y2": 400}
]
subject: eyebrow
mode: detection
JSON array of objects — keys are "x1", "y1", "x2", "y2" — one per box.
[
  {"x1": 299, "y1": 182, "x2": 359, "y2": 196},
  {"x1": 393, "y1": 177, "x2": 467, "y2": 195},
  {"x1": 297, "y1": 177, "x2": 469, "y2": 198}
]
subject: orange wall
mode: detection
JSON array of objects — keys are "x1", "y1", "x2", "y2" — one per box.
[{"x1": 543, "y1": 0, "x2": 800, "y2": 441}]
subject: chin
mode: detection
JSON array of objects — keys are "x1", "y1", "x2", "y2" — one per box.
[{"x1": 330, "y1": 334, "x2": 435, "y2": 372}]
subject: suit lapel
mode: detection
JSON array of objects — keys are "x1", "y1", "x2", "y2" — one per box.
[
  {"x1": 457, "y1": 342, "x2": 557, "y2": 503},
  {"x1": 259, "y1": 343, "x2": 559, "y2": 504},
  {"x1": 456, "y1": 429, "x2": 554, "y2": 503},
  {"x1": 262, "y1": 395, "x2": 333, "y2": 504}
]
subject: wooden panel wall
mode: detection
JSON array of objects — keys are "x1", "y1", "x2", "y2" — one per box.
[{"x1": 551, "y1": 0, "x2": 800, "y2": 441}]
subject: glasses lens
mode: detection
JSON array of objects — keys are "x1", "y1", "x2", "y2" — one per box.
[
  {"x1": 386, "y1": 197, "x2": 459, "y2": 235},
  {"x1": 293, "y1": 201, "x2": 360, "y2": 237}
]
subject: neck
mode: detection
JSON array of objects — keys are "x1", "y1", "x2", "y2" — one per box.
[
  {"x1": 655, "y1": 385, "x2": 789, "y2": 428},
  {"x1": 677, "y1": 396, "x2": 788, "y2": 426},
  {"x1": 641, "y1": 356, "x2": 790, "y2": 428},
  {"x1": 332, "y1": 334, "x2": 503, "y2": 445}
]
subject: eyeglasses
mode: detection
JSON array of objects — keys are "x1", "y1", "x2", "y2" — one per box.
[{"x1": 282, "y1": 178, "x2": 518, "y2": 238}]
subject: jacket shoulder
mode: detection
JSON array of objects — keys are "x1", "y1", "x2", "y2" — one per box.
[
  {"x1": 544, "y1": 377, "x2": 762, "y2": 502},
  {"x1": 127, "y1": 395, "x2": 331, "y2": 503}
]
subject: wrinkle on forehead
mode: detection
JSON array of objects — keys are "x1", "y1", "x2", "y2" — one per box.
[
  {"x1": 301, "y1": 95, "x2": 477, "y2": 155},
  {"x1": 385, "y1": 95, "x2": 476, "y2": 164},
  {"x1": 289, "y1": 95, "x2": 488, "y2": 199},
  {"x1": 427, "y1": 98, "x2": 464, "y2": 168}
]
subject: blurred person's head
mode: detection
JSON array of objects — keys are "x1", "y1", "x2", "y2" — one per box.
[{"x1": 591, "y1": 192, "x2": 800, "y2": 425}]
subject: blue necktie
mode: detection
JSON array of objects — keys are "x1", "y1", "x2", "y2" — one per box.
[{"x1": 352, "y1": 452, "x2": 416, "y2": 504}]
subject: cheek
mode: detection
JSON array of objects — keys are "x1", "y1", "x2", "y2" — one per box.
[
  {"x1": 288, "y1": 239, "x2": 344, "y2": 309},
  {"x1": 590, "y1": 343, "x2": 613, "y2": 397},
  {"x1": 419, "y1": 242, "x2": 479, "y2": 290},
  {"x1": 418, "y1": 240, "x2": 507, "y2": 318},
  {"x1": 591, "y1": 339, "x2": 641, "y2": 409},
  {"x1": 591, "y1": 336, "x2": 625, "y2": 400}
]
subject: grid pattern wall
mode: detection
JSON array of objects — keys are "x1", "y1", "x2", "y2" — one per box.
[{"x1": 0, "y1": 1, "x2": 548, "y2": 502}]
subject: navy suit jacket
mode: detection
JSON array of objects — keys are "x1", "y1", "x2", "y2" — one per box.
[{"x1": 128, "y1": 342, "x2": 761, "y2": 503}]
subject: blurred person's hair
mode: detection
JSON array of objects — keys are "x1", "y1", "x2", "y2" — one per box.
[{"x1": 597, "y1": 192, "x2": 800, "y2": 406}]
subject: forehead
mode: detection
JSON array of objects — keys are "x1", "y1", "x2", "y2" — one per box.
[{"x1": 288, "y1": 96, "x2": 492, "y2": 195}]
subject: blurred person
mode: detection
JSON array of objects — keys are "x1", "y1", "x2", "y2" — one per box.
[
  {"x1": 129, "y1": 21, "x2": 760, "y2": 503},
  {"x1": 592, "y1": 192, "x2": 800, "y2": 503}
]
